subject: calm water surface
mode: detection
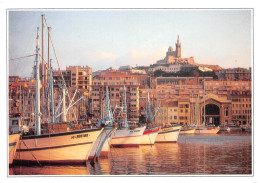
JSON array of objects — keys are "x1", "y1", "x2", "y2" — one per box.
[{"x1": 9, "y1": 134, "x2": 252, "y2": 175}]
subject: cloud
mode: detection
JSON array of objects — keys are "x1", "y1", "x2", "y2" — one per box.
[
  {"x1": 98, "y1": 51, "x2": 119, "y2": 60},
  {"x1": 111, "y1": 47, "x2": 168, "y2": 68}
]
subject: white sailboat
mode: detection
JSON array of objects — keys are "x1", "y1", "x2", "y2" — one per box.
[
  {"x1": 180, "y1": 128, "x2": 196, "y2": 134},
  {"x1": 14, "y1": 21, "x2": 102, "y2": 165},
  {"x1": 140, "y1": 92, "x2": 160, "y2": 145},
  {"x1": 110, "y1": 86, "x2": 146, "y2": 147},
  {"x1": 195, "y1": 126, "x2": 220, "y2": 134},
  {"x1": 155, "y1": 124, "x2": 182, "y2": 143},
  {"x1": 154, "y1": 101, "x2": 182, "y2": 143}
]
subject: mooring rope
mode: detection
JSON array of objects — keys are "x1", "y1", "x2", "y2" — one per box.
[{"x1": 20, "y1": 139, "x2": 42, "y2": 167}]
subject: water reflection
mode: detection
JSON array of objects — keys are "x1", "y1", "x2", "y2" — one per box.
[{"x1": 9, "y1": 134, "x2": 251, "y2": 175}]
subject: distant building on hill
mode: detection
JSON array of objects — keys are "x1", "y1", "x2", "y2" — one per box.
[{"x1": 155, "y1": 35, "x2": 196, "y2": 65}]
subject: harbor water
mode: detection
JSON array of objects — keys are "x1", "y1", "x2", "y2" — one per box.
[{"x1": 9, "y1": 133, "x2": 252, "y2": 175}]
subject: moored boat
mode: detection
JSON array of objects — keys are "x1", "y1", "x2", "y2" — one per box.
[
  {"x1": 155, "y1": 125, "x2": 182, "y2": 143},
  {"x1": 220, "y1": 126, "x2": 231, "y2": 132},
  {"x1": 89, "y1": 126, "x2": 117, "y2": 160},
  {"x1": 194, "y1": 126, "x2": 220, "y2": 134},
  {"x1": 111, "y1": 126, "x2": 146, "y2": 147},
  {"x1": 88, "y1": 87, "x2": 117, "y2": 160},
  {"x1": 15, "y1": 128, "x2": 102, "y2": 165},
  {"x1": 140, "y1": 92, "x2": 161, "y2": 145},
  {"x1": 140, "y1": 126, "x2": 160, "y2": 145},
  {"x1": 180, "y1": 128, "x2": 196, "y2": 135},
  {"x1": 110, "y1": 86, "x2": 146, "y2": 147},
  {"x1": 13, "y1": 20, "x2": 103, "y2": 165},
  {"x1": 9, "y1": 133, "x2": 20, "y2": 165}
]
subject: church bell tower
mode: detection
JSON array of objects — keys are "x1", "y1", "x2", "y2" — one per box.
[{"x1": 175, "y1": 35, "x2": 181, "y2": 58}]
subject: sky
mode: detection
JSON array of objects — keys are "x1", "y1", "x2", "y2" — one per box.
[{"x1": 8, "y1": 9, "x2": 252, "y2": 77}]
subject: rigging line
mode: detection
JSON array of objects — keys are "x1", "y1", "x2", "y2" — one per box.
[
  {"x1": 48, "y1": 29, "x2": 78, "y2": 122},
  {"x1": 44, "y1": 16, "x2": 78, "y2": 122},
  {"x1": 20, "y1": 139, "x2": 42, "y2": 167},
  {"x1": 9, "y1": 54, "x2": 35, "y2": 61},
  {"x1": 23, "y1": 28, "x2": 37, "y2": 58},
  {"x1": 38, "y1": 53, "x2": 47, "y2": 63}
]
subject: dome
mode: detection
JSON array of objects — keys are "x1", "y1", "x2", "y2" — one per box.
[{"x1": 168, "y1": 46, "x2": 173, "y2": 52}]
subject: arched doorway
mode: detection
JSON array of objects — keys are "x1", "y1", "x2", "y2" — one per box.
[{"x1": 202, "y1": 104, "x2": 220, "y2": 126}]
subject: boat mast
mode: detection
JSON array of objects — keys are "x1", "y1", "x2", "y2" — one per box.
[
  {"x1": 41, "y1": 14, "x2": 45, "y2": 111},
  {"x1": 62, "y1": 81, "x2": 67, "y2": 122},
  {"x1": 50, "y1": 59, "x2": 55, "y2": 123},
  {"x1": 47, "y1": 26, "x2": 51, "y2": 119},
  {"x1": 123, "y1": 86, "x2": 128, "y2": 127},
  {"x1": 147, "y1": 91, "x2": 153, "y2": 125},
  {"x1": 35, "y1": 27, "x2": 41, "y2": 135},
  {"x1": 203, "y1": 79, "x2": 206, "y2": 126},
  {"x1": 191, "y1": 92, "x2": 193, "y2": 125},
  {"x1": 19, "y1": 84, "x2": 22, "y2": 113},
  {"x1": 47, "y1": 27, "x2": 51, "y2": 77},
  {"x1": 105, "y1": 86, "x2": 112, "y2": 121}
]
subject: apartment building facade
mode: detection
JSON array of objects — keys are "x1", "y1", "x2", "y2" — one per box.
[{"x1": 91, "y1": 71, "x2": 140, "y2": 121}]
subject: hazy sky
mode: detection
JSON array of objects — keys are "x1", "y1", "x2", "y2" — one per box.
[{"x1": 8, "y1": 9, "x2": 252, "y2": 77}]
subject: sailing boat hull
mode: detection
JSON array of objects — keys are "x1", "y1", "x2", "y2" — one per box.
[
  {"x1": 195, "y1": 127, "x2": 220, "y2": 134},
  {"x1": 9, "y1": 133, "x2": 20, "y2": 165},
  {"x1": 140, "y1": 126, "x2": 160, "y2": 145},
  {"x1": 111, "y1": 126, "x2": 146, "y2": 147},
  {"x1": 155, "y1": 125, "x2": 181, "y2": 143},
  {"x1": 14, "y1": 128, "x2": 102, "y2": 165},
  {"x1": 180, "y1": 128, "x2": 196, "y2": 134},
  {"x1": 88, "y1": 127, "x2": 116, "y2": 160}
]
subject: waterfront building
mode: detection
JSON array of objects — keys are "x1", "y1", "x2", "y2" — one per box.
[
  {"x1": 178, "y1": 99, "x2": 191, "y2": 125},
  {"x1": 167, "y1": 101, "x2": 179, "y2": 124},
  {"x1": 53, "y1": 69, "x2": 71, "y2": 88},
  {"x1": 204, "y1": 80, "x2": 251, "y2": 97},
  {"x1": 9, "y1": 76, "x2": 32, "y2": 117},
  {"x1": 91, "y1": 71, "x2": 140, "y2": 121},
  {"x1": 155, "y1": 77, "x2": 212, "y2": 85},
  {"x1": 218, "y1": 67, "x2": 251, "y2": 81},
  {"x1": 199, "y1": 93, "x2": 232, "y2": 126},
  {"x1": 66, "y1": 66, "x2": 92, "y2": 97},
  {"x1": 231, "y1": 90, "x2": 252, "y2": 126},
  {"x1": 52, "y1": 65, "x2": 92, "y2": 97}
]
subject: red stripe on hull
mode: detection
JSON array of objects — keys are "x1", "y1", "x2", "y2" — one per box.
[
  {"x1": 143, "y1": 129, "x2": 160, "y2": 135},
  {"x1": 155, "y1": 141, "x2": 177, "y2": 143},
  {"x1": 111, "y1": 144, "x2": 139, "y2": 147},
  {"x1": 99, "y1": 151, "x2": 109, "y2": 157},
  {"x1": 88, "y1": 151, "x2": 110, "y2": 160}
]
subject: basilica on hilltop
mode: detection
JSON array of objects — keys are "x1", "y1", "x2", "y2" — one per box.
[{"x1": 156, "y1": 35, "x2": 196, "y2": 65}]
